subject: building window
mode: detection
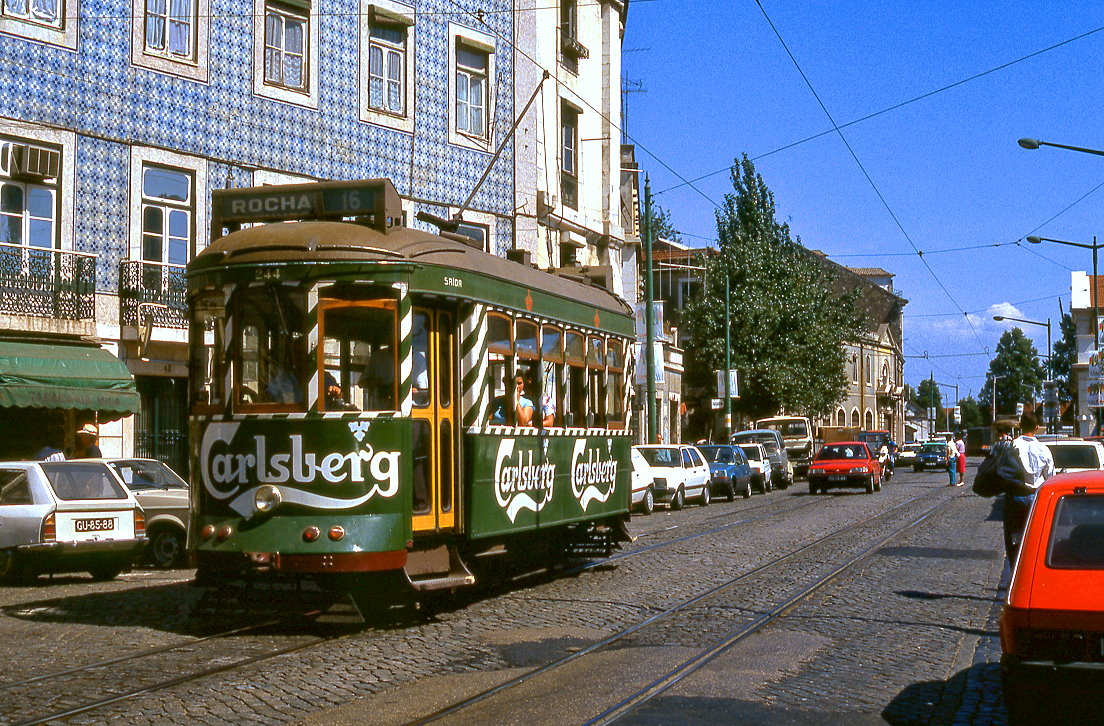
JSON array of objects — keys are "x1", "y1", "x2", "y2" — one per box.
[
  {"x1": 264, "y1": 3, "x2": 308, "y2": 92},
  {"x1": 0, "y1": 140, "x2": 58, "y2": 250},
  {"x1": 455, "y1": 43, "x2": 488, "y2": 138},
  {"x1": 561, "y1": 104, "x2": 579, "y2": 210},
  {"x1": 144, "y1": 0, "x2": 193, "y2": 60},
  {"x1": 559, "y1": 0, "x2": 587, "y2": 74},
  {"x1": 2, "y1": 0, "x2": 60, "y2": 28},
  {"x1": 141, "y1": 165, "x2": 192, "y2": 265},
  {"x1": 368, "y1": 22, "x2": 405, "y2": 115}
]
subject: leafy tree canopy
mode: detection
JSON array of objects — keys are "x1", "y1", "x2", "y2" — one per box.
[
  {"x1": 1049, "y1": 312, "x2": 1076, "y2": 403},
  {"x1": 958, "y1": 395, "x2": 984, "y2": 430},
  {"x1": 681, "y1": 155, "x2": 864, "y2": 434},
  {"x1": 979, "y1": 328, "x2": 1045, "y2": 418}
]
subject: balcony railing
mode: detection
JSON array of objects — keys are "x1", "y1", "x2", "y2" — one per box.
[
  {"x1": 119, "y1": 260, "x2": 187, "y2": 329},
  {"x1": 0, "y1": 241, "x2": 96, "y2": 320}
]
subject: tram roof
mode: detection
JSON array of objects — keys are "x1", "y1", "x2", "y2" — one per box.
[{"x1": 190, "y1": 221, "x2": 632, "y2": 319}]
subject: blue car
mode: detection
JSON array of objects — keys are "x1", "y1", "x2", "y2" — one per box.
[{"x1": 697, "y1": 445, "x2": 753, "y2": 500}]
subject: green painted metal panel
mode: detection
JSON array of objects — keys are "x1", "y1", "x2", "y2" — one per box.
[
  {"x1": 465, "y1": 431, "x2": 630, "y2": 538},
  {"x1": 191, "y1": 417, "x2": 411, "y2": 552}
]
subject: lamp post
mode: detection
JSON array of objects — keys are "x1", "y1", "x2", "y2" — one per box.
[
  {"x1": 994, "y1": 314, "x2": 1053, "y2": 432},
  {"x1": 991, "y1": 374, "x2": 1005, "y2": 426},
  {"x1": 934, "y1": 380, "x2": 959, "y2": 429},
  {"x1": 1025, "y1": 235, "x2": 1103, "y2": 433},
  {"x1": 643, "y1": 176, "x2": 657, "y2": 444}
]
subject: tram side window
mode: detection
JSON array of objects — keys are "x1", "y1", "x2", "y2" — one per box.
[
  {"x1": 540, "y1": 324, "x2": 562, "y2": 427},
  {"x1": 606, "y1": 339, "x2": 624, "y2": 427},
  {"x1": 515, "y1": 319, "x2": 539, "y2": 427},
  {"x1": 564, "y1": 330, "x2": 585, "y2": 427},
  {"x1": 588, "y1": 336, "x2": 606, "y2": 427},
  {"x1": 191, "y1": 293, "x2": 225, "y2": 408},
  {"x1": 319, "y1": 300, "x2": 397, "y2": 412},
  {"x1": 487, "y1": 313, "x2": 513, "y2": 424},
  {"x1": 235, "y1": 285, "x2": 307, "y2": 408}
]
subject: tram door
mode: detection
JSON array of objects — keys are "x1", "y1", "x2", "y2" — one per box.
[{"x1": 411, "y1": 307, "x2": 458, "y2": 533}]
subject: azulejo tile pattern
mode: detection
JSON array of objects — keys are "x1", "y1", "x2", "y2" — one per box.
[{"x1": 0, "y1": 0, "x2": 517, "y2": 290}]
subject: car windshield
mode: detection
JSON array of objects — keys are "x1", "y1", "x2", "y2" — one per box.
[
  {"x1": 732, "y1": 433, "x2": 779, "y2": 454},
  {"x1": 699, "y1": 447, "x2": 733, "y2": 464},
  {"x1": 1048, "y1": 495, "x2": 1104, "y2": 569},
  {"x1": 108, "y1": 460, "x2": 188, "y2": 491},
  {"x1": 637, "y1": 447, "x2": 680, "y2": 467},
  {"x1": 818, "y1": 445, "x2": 865, "y2": 460},
  {"x1": 41, "y1": 462, "x2": 129, "y2": 500},
  {"x1": 1048, "y1": 445, "x2": 1101, "y2": 470},
  {"x1": 922, "y1": 444, "x2": 945, "y2": 454},
  {"x1": 902, "y1": 444, "x2": 921, "y2": 453},
  {"x1": 737, "y1": 445, "x2": 761, "y2": 461}
]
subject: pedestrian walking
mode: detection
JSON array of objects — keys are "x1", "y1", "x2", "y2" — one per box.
[
  {"x1": 945, "y1": 437, "x2": 958, "y2": 486},
  {"x1": 1003, "y1": 412, "x2": 1054, "y2": 563},
  {"x1": 954, "y1": 432, "x2": 967, "y2": 485}
]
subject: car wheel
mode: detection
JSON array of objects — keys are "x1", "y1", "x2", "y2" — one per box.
[
  {"x1": 148, "y1": 527, "x2": 186, "y2": 568},
  {"x1": 670, "y1": 486, "x2": 685, "y2": 511},
  {"x1": 765, "y1": 475, "x2": 774, "y2": 493},
  {"x1": 809, "y1": 482, "x2": 818, "y2": 495},
  {"x1": 874, "y1": 476, "x2": 882, "y2": 492},
  {"x1": 88, "y1": 563, "x2": 125, "y2": 581},
  {"x1": 641, "y1": 487, "x2": 655, "y2": 516},
  {"x1": 700, "y1": 484, "x2": 711, "y2": 507},
  {"x1": 914, "y1": 466, "x2": 922, "y2": 473},
  {"x1": 0, "y1": 549, "x2": 29, "y2": 584},
  {"x1": 866, "y1": 477, "x2": 875, "y2": 494},
  {"x1": 726, "y1": 481, "x2": 736, "y2": 502},
  {"x1": 743, "y1": 480, "x2": 752, "y2": 499}
]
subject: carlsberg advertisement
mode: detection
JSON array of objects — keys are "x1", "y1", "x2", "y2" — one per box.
[{"x1": 467, "y1": 432, "x2": 630, "y2": 537}]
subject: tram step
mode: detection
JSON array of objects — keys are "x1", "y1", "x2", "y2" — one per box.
[{"x1": 405, "y1": 543, "x2": 476, "y2": 591}]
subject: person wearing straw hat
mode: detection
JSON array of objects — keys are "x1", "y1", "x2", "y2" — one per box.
[{"x1": 73, "y1": 423, "x2": 103, "y2": 459}]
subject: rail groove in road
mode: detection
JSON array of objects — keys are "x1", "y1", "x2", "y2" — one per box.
[{"x1": 404, "y1": 484, "x2": 962, "y2": 726}]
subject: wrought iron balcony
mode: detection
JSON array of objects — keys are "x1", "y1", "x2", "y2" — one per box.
[
  {"x1": 0, "y1": 241, "x2": 96, "y2": 320},
  {"x1": 119, "y1": 259, "x2": 187, "y2": 329}
]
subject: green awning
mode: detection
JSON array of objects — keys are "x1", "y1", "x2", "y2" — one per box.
[{"x1": 0, "y1": 340, "x2": 140, "y2": 416}]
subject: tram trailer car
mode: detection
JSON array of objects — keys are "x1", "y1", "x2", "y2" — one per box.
[{"x1": 186, "y1": 180, "x2": 635, "y2": 614}]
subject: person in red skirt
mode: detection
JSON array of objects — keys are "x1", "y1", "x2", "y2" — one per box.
[{"x1": 954, "y1": 432, "x2": 967, "y2": 485}]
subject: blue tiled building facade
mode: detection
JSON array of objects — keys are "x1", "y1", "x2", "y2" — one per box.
[{"x1": 0, "y1": 0, "x2": 519, "y2": 465}]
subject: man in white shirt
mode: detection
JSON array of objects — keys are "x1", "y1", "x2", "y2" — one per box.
[{"x1": 1004, "y1": 412, "x2": 1055, "y2": 562}]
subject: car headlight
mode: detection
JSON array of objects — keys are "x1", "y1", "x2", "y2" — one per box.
[
  {"x1": 254, "y1": 485, "x2": 283, "y2": 514},
  {"x1": 850, "y1": 467, "x2": 870, "y2": 474}
]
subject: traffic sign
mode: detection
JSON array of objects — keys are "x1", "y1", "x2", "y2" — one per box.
[
  {"x1": 1016, "y1": 403, "x2": 1025, "y2": 416},
  {"x1": 711, "y1": 398, "x2": 723, "y2": 410},
  {"x1": 953, "y1": 406, "x2": 961, "y2": 424}
]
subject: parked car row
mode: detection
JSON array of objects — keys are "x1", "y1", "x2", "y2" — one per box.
[
  {"x1": 0, "y1": 458, "x2": 189, "y2": 583},
  {"x1": 631, "y1": 440, "x2": 782, "y2": 515}
]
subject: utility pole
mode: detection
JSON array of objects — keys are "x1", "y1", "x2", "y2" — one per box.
[
  {"x1": 643, "y1": 176, "x2": 657, "y2": 444},
  {"x1": 724, "y1": 274, "x2": 732, "y2": 440}
]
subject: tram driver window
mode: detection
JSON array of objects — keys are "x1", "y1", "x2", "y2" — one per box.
[
  {"x1": 318, "y1": 299, "x2": 397, "y2": 412},
  {"x1": 235, "y1": 285, "x2": 307, "y2": 409},
  {"x1": 487, "y1": 313, "x2": 513, "y2": 424},
  {"x1": 191, "y1": 293, "x2": 225, "y2": 408}
]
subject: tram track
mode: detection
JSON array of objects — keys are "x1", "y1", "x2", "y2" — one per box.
[
  {"x1": 1, "y1": 609, "x2": 337, "y2": 726},
  {"x1": 404, "y1": 483, "x2": 964, "y2": 725}
]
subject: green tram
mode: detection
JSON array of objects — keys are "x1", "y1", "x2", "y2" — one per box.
[{"x1": 186, "y1": 180, "x2": 634, "y2": 611}]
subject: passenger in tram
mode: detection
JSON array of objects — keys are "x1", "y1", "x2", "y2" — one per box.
[
  {"x1": 412, "y1": 315, "x2": 430, "y2": 407},
  {"x1": 514, "y1": 373, "x2": 535, "y2": 426}
]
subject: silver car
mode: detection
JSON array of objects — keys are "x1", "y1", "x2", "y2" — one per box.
[
  {"x1": 0, "y1": 461, "x2": 146, "y2": 582},
  {"x1": 106, "y1": 459, "x2": 189, "y2": 568}
]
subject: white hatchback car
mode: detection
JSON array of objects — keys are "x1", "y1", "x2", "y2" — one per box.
[
  {"x1": 630, "y1": 447, "x2": 658, "y2": 515},
  {"x1": 0, "y1": 461, "x2": 146, "y2": 582},
  {"x1": 633, "y1": 444, "x2": 711, "y2": 510},
  {"x1": 1044, "y1": 440, "x2": 1104, "y2": 474},
  {"x1": 736, "y1": 443, "x2": 772, "y2": 493}
]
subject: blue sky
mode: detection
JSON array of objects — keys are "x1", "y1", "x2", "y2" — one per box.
[{"x1": 622, "y1": 1, "x2": 1104, "y2": 399}]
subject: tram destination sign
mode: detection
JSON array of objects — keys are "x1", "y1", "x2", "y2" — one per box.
[{"x1": 212, "y1": 179, "x2": 403, "y2": 231}]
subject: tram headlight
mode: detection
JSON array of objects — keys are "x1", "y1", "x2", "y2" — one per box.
[{"x1": 254, "y1": 485, "x2": 283, "y2": 514}]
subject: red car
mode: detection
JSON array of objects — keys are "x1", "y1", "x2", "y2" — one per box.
[
  {"x1": 1000, "y1": 472, "x2": 1104, "y2": 724},
  {"x1": 806, "y1": 442, "x2": 882, "y2": 495}
]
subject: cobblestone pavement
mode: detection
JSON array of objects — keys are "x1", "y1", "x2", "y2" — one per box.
[{"x1": 0, "y1": 464, "x2": 1012, "y2": 725}]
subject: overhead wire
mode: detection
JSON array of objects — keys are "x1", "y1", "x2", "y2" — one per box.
[{"x1": 752, "y1": 0, "x2": 991, "y2": 353}]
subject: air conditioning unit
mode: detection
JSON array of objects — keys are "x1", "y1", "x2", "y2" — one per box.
[{"x1": 8, "y1": 144, "x2": 60, "y2": 180}]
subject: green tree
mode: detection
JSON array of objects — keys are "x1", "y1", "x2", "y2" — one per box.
[
  {"x1": 958, "y1": 395, "x2": 984, "y2": 430},
  {"x1": 645, "y1": 203, "x2": 683, "y2": 245},
  {"x1": 979, "y1": 328, "x2": 1045, "y2": 420},
  {"x1": 1049, "y1": 312, "x2": 1076, "y2": 404},
  {"x1": 681, "y1": 155, "x2": 864, "y2": 434},
  {"x1": 916, "y1": 378, "x2": 945, "y2": 430}
]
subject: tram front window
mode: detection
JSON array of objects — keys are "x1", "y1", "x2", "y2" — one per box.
[
  {"x1": 235, "y1": 286, "x2": 307, "y2": 409},
  {"x1": 319, "y1": 299, "x2": 397, "y2": 412}
]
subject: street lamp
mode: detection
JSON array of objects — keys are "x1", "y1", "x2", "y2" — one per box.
[
  {"x1": 1018, "y1": 138, "x2": 1104, "y2": 157},
  {"x1": 992, "y1": 315, "x2": 1051, "y2": 369}
]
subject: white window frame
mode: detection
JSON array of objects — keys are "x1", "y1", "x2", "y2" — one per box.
[
  {"x1": 448, "y1": 207, "x2": 496, "y2": 254},
  {"x1": 359, "y1": 0, "x2": 414, "y2": 133},
  {"x1": 447, "y1": 22, "x2": 495, "y2": 151},
  {"x1": 252, "y1": 0, "x2": 319, "y2": 108},
  {"x1": 560, "y1": 102, "x2": 580, "y2": 211},
  {"x1": 0, "y1": 0, "x2": 77, "y2": 49},
  {"x1": 130, "y1": 0, "x2": 209, "y2": 82},
  {"x1": 139, "y1": 165, "x2": 193, "y2": 266},
  {"x1": 128, "y1": 147, "x2": 208, "y2": 261},
  {"x1": 0, "y1": 124, "x2": 74, "y2": 250}
]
